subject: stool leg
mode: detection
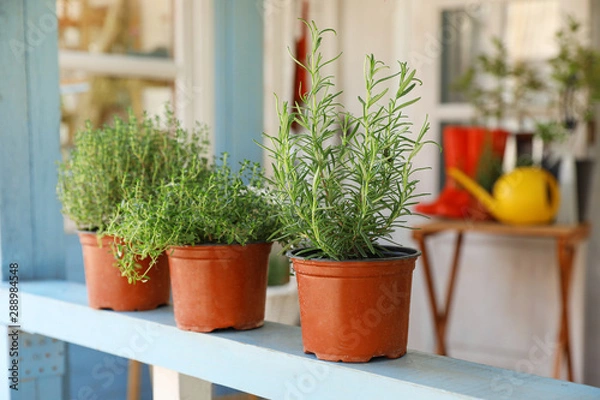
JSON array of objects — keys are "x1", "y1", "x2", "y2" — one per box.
[
  {"x1": 127, "y1": 360, "x2": 142, "y2": 400},
  {"x1": 553, "y1": 240, "x2": 575, "y2": 381},
  {"x1": 416, "y1": 234, "x2": 445, "y2": 355},
  {"x1": 416, "y1": 232, "x2": 464, "y2": 356},
  {"x1": 441, "y1": 232, "x2": 464, "y2": 338}
]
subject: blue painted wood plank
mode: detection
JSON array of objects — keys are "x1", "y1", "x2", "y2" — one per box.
[
  {"x1": 67, "y1": 343, "x2": 153, "y2": 400},
  {"x1": 0, "y1": 0, "x2": 65, "y2": 280},
  {"x1": 0, "y1": 0, "x2": 34, "y2": 279},
  {"x1": 214, "y1": 0, "x2": 264, "y2": 167},
  {"x1": 23, "y1": 0, "x2": 65, "y2": 279},
  {"x1": 4, "y1": 281, "x2": 600, "y2": 400},
  {"x1": 17, "y1": 380, "x2": 37, "y2": 400},
  {"x1": 36, "y1": 376, "x2": 62, "y2": 400},
  {"x1": 65, "y1": 233, "x2": 85, "y2": 283},
  {"x1": 0, "y1": 328, "x2": 12, "y2": 399},
  {"x1": 0, "y1": 2, "x2": 67, "y2": 399}
]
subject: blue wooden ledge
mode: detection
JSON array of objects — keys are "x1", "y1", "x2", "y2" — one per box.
[{"x1": 2, "y1": 281, "x2": 599, "y2": 399}]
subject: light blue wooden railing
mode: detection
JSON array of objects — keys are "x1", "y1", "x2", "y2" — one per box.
[{"x1": 2, "y1": 281, "x2": 600, "y2": 400}]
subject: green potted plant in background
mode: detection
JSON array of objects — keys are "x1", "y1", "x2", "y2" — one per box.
[
  {"x1": 546, "y1": 16, "x2": 600, "y2": 222},
  {"x1": 549, "y1": 16, "x2": 600, "y2": 138},
  {"x1": 57, "y1": 111, "x2": 207, "y2": 311},
  {"x1": 263, "y1": 21, "x2": 434, "y2": 362},
  {"x1": 534, "y1": 120, "x2": 569, "y2": 178},
  {"x1": 107, "y1": 149, "x2": 280, "y2": 332}
]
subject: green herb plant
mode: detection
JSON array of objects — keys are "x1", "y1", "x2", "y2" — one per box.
[
  {"x1": 107, "y1": 152, "x2": 281, "y2": 283},
  {"x1": 263, "y1": 21, "x2": 434, "y2": 260},
  {"x1": 57, "y1": 109, "x2": 208, "y2": 232}
]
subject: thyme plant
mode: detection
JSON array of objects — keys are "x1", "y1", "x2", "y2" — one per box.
[
  {"x1": 107, "y1": 154, "x2": 281, "y2": 283},
  {"x1": 264, "y1": 21, "x2": 434, "y2": 260},
  {"x1": 57, "y1": 110, "x2": 208, "y2": 232}
]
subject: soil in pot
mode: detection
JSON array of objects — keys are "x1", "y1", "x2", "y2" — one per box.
[
  {"x1": 79, "y1": 232, "x2": 171, "y2": 311},
  {"x1": 168, "y1": 242, "x2": 271, "y2": 332},
  {"x1": 291, "y1": 246, "x2": 419, "y2": 363}
]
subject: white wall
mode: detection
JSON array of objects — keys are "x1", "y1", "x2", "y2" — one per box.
[
  {"x1": 263, "y1": 0, "x2": 597, "y2": 385},
  {"x1": 584, "y1": 0, "x2": 600, "y2": 387}
]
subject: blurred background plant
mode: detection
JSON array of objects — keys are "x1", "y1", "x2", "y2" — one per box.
[
  {"x1": 453, "y1": 37, "x2": 545, "y2": 130},
  {"x1": 549, "y1": 15, "x2": 600, "y2": 131}
]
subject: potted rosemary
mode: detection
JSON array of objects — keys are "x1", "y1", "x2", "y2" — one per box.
[
  {"x1": 263, "y1": 21, "x2": 434, "y2": 362},
  {"x1": 57, "y1": 111, "x2": 206, "y2": 311},
  {"x1": 107, "y1": 150, "x2": 280, "y2": 332}
]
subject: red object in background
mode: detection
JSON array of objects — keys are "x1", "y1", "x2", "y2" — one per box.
[
  {"x1": 462, "y1": 127, "x2": 509, "y2": 221},
  {"x1": 291, "y1": 0, "x2": 310, "y2": 131},
  {"x1": 416, "y1": 126, "x2": 471, "y2": 219},
  {"x1": 466, "y1": 127, "x2": 509, "y2": 177},
  {"x1": 416, "y1": 126, "x2": 509, "y2": 220}
]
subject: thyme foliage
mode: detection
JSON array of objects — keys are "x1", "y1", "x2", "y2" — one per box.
[
  {"x1": 263, "y1": 21, "x2": 434, "y2": 260},
  {"x1": 107, "y1": 153, "x2": 280, "y2": 283},
  {"x1": 57, "y1": 110, "x2": 208, "y2": 232}
]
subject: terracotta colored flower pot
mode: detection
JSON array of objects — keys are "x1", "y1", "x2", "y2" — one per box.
[
  {"x1": 79, "y1": 232, "x2": 170, "y2": 311},
  {"x1": 168, "y1": 242, "x2": 272, "y2": 332},
  {"x1": 291, "y1": 246, "x2": 419, "y2": 362}
]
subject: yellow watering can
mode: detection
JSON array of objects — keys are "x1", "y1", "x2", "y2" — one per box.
[{"x1": 448, "y1": 167, "x2": 561, "y2": 225}]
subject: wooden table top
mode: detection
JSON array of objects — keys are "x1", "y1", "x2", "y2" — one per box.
[{"x1": 412, "y1": 219, "x2": 591, "y2": 242}]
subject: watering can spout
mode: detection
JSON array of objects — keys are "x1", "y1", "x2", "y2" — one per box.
[{"x1": 448, "y1": 168, "x2": 497, "y2": 213}]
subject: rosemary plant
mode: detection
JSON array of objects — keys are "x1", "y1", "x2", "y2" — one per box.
[
  {"x1": 107, "y1": 153, "x2": 281, "y2": 283},
  {"x1": 57, "y1": 110, "x2": 208, "y2": 232},
  {"x1": 263, "y1": 21, "x2": 434, "y2": 260}
]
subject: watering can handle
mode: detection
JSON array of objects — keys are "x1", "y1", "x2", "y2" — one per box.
[{"x1": 544, "y1": 170, "x2": 561, "y2": 219}]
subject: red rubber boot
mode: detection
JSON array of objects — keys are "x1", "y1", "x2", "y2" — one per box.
[
  {"x1": 455, "y1": 127, "x2": 509, "y2": 220},
  {"x1": 434, "y1": 127, "x2": 509, "y2": 219},
  {"x1": 465, "y1": 127, "x2": 508, "y2": 177},
  {"x1": 415, "y1": 126, "x2": 471, "y2": 218}
]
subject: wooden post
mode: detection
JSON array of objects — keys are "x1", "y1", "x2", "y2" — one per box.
[
  {"x1": 584, "y1": 0, "x2": 600, "y2": 387},
  {"x1": 152, "y1": 366, "x2": 212, "y2": 400},
  {"x1": 0, "y1": 0, "x2": 66, "y2": 398},
  {"x1": 214, "y1": 0, "x2": 264, "y2": 166}
]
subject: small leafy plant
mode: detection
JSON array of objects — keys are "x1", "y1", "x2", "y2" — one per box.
[
  {"x1": 57, "y1": 110, "x2": 208, "y2": 232},
  {"x1": 549, "y1": 15, "x2": 600, "y2": 129},
  {"x1": 107, "y1": 152, "x2": 281, "y2": 283},
  {"x1": 535, "y1": 121, "x2": 568, "y2": 145},
  {"x1": 263, "y1": 21, "x2": 434, "y2": 260}
]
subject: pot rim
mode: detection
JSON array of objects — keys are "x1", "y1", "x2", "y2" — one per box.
[
  {"x1": 77, "y1": 230, "x2": 103, "y2": 235},
  {"x1": 168, "y1": 241, "x2": 273, "y2": 251},
  {"x1": 287, "y1": 245, "x2": 420, "y2": 263}
]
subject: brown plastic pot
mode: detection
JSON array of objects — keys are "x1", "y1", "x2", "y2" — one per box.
[
  {"x1": 168, "y1": 242, "x2": 272, "y2": 332},
  {"x1": 79, "y1": 232, "x2": 170, "y2": 311},
  {"x1": 291, "y1": 246, "x2": 419, "y2": 362}
]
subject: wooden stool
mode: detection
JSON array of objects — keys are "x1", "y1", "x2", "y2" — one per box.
[{"x1": 412, "y1": 221, "x2": 590, "y2": 382}]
